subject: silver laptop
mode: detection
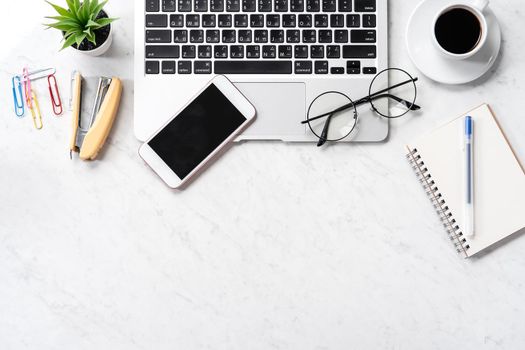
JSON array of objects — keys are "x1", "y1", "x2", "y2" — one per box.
[{"x1": 134, "y1": 0, "x2": 388, "y2": 142}]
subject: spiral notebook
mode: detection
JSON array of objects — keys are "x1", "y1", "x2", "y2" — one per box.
[{"x1": 406, "y1": 104, "x2": 525, "y2": 258}]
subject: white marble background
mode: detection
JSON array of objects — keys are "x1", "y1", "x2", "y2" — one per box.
[{"x1": 1, "y1": 0, "x2": 525, "y2": 349}]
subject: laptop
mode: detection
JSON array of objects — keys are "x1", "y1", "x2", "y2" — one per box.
[{"x1": 134, "y1": 0, "x2": 389, "y2": 142}]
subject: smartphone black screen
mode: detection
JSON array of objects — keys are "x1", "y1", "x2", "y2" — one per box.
[{"x1": 148, "y1": 84, "x2": 247, "y2": 180}]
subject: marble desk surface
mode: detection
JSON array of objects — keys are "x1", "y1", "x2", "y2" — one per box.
[{"x1": 1, "y1": 1, "x2": 525, "y2": 349}]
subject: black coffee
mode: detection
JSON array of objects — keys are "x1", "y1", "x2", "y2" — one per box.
[{"x1": 434, "y1": 8, "x2": 482, "y2": 55}]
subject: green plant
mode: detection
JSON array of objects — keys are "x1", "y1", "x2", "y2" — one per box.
[{"x1": 45, "y1": 0, "x2": 117, "y2": 50}]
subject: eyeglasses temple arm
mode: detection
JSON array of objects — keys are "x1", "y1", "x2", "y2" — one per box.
[
  {"x1": 301, "y1": 97, "x2": 369, "y2": 124},
  {"x1": 317, "y1": 114, "x2": 333, "y2": 147}
]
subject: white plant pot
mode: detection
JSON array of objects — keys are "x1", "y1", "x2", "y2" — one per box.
[{"x1": 75, "y1": 25, "x2": 113, "y2": 57}]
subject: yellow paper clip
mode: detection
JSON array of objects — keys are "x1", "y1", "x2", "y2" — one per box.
[{"x1": 28, "y1": 91, "x2": 43, "y2": 130}]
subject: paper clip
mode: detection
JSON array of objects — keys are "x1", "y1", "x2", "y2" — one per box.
[
  {"x1": 22, "y1": 67, "x2": 33, "y2": 109},
  {"x1": 28, "y1": 91, "x2": 43, "y2": 130},
  {"x1": 12, "y1": 76, "x2": 25, "y2": 117},
  {"x1": 47, "y1": 74, "x2": 63, "y2": 116}
]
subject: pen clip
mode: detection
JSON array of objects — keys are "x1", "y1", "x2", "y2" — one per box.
[
  {"x1": 48, "y1": 74, "x2": 63, "y2": 116},
  {"x1": 12, "y1": 76, "x2": 25, "y2": 117},
  {"x1": 28, "y1": 91, "x2": 43, "y2": 130}
]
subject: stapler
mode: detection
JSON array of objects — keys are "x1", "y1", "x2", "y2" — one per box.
[{"x1": 69, "y1": 72, "x2": 123, "y2": 160}]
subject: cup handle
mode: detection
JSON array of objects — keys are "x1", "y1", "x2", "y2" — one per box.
[{"x1": 472, "y1": 0, "x2": 489, "y2": 11}]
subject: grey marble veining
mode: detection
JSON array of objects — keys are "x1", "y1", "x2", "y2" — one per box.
[{"x1": 1, "y1": 1, "x2": 525, "y2": 349}]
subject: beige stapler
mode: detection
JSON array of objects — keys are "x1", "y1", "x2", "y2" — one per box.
[{"x1": 70, "y1": 72, "x2": 123, "y2": 160}]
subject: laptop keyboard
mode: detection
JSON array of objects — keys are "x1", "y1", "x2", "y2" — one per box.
[{"x1": 144, "y1": 0, "x2": 378, "y2": 75}]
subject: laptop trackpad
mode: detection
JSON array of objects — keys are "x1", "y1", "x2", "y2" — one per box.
[{"x1": 234, "y1": 82, "x2": 306, "y2": 139}]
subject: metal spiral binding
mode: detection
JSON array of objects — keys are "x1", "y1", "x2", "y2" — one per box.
[{"x1": 406, "y1": 148, "x2": 470, "y2": 257}]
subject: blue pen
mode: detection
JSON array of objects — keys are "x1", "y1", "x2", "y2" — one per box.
[{"x1": 464, "y1": 116, "x2": 475, "y2": 237}]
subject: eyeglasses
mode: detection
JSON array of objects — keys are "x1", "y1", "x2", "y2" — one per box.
[{"x1": 301, "y1": 68, "x2": 421, "y2": 147}]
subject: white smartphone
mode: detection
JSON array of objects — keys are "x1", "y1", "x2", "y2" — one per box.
[{"x1": 139, "y1": 75, "x2": 256, "y2": 189}]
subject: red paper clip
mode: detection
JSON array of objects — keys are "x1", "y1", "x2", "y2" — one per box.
[{"x1": 47, "y1": 74, "x2": 63, "y2": 116}]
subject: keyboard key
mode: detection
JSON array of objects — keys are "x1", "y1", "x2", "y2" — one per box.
[
  {"x1": 334, "y1": 29, "x2": 348, "y2": 42},
  {"x1": 331, "y1": 67, "x2": 344, "y2": 74},
  {"x1": 338, "y1": 0, "x2": 351, "y2": 11},
  {"x1": 170, "y1": 14, "x2": 184, "y2": 27},
  {"x1": 146, "y1": 14, "x2": 168, "y2": 27},
  {"x1": 210, "y1": 0, "x2": 225, "y2": 11},
  {"x1": 243, "y1": 0, "x2": 257, "y2": 11},
  {"x1": 298, "y1": 14, "x2": 312, "y2": 27},
  {"x1": 314, "y1": 14, "x2": 328, "y2": 27},
  {"x1": 254, "y1": 29, "x2": 268, "y2": 42},
  {"x1": 291, "y1": 0, "x2": 304, "y2": 12},
  {"x1": 310, "y1": 45, "x2": 324, "y2": 58},
  {"x1": 286, "y1": 29, "x2": 300, "y2": 43},
  {"x1": 315, "y1": 60, "x2": 328, "y2": 74},
  {"x1": 259, "y1": 0, "x2": 272, "y2": 11},
  {"x1": 206, "y1": 29, "x2": 220, "y2": 42},
  {"x1": 214, "y1": 60, "x2": 292, "y2": 74},
  {"x1": 322, "y1": 0, "x2": 336, "y2": 12},
  {"x1": 294, "y1": 45, "x2": 308, "y2": 58},
  {"x1": 355, "y1": 0, "x2": 376, "y2": 12},
  {"x1": 282, "y1": 14, "x2": 296, "y2": 27},
  {"x1": 194, "y1": 61, "x2": 212, "y2": 73},
  {"x1": 182, "y1": 45, "x2": 196, "y2": 58},
  {"x1": 186, "y1": 14, "x2": 200, "y2": 27},
  {"x1": 163, "y1": 0, "x2": 177, "y2": 11},
  {"x1": 306, "y1": 0, "x2": 320, "y2": 11},
  {"x1": 251, "y1": 14, "x2": 264, "y2": 27},
  {"x1": 351, "y1": 30, "x2": 376, "y2": 43},
  {"x1": 202, "y1": 14, "x2": 216, "y2": 27},
  {"x1": 146, "y1": 45, "x2": 180, "y2": 58},
  {"x1": 222, "y1": 29, "x2": 236, "y2": 42},
  {"x1": 230, "y1": 45, "x2": 244, "y2": 58},
  {"x1": 327, "y1": 45, "x2": 340, "y2": 58},
  {"x1": 178, "y1": 0, "x2": 192, "y2": 11},
  {"x1": 194, "y1": 0, "x2": 208, "y2": 11},
  {"x1": 198, "y1": 45, "x2": 212, "y2": 58},
  {"x1": 274, "y1": 0, "x2": 288, "y2": 12},
  {"x1": 266, "y1": 14, "x2": 280, "y2": 27},
  {"x1": 246, "y1": 45, "x2": 260, "y2": 58},
  {"x1": 262, "y1": 45, "x2": 276, "y2": 58},
  {"x1": 363, "y1": 67, "x2": 377, "y2": 74},
  {"x1": 146, "y1": 0, "x2": 160, "y2": 12},
  {"x1": 214, "y1": 45, "x2": 228, "y2": 57},
  {"x1": 347, "y1": 61, "x2": 360, "y2": 74},
  {"x1": 343, "y1": 45, "x2": 376, "y2": 58},
  {"x1": 279, "y1": 45, "x2": 293, "y2": 58},
  {"x1": 270, "y1": 30, "x2": 284, "y2": 43},
  {"x1": 347, "y1": 60, "x2": 360, "y2": 68},
  {"x1": 234, "y1": 14, "x2": 248, "y2": 27},
  {"x1": 190, "y1": 29, "x2": 204, "y2": 42},
  {"x1": 162, "y1": 61, "x2": 176, "y2": 74},
  {"x1": 346, "y1": 14, "x2": 360, "y2": 27},
  {"x1": 318, "y1": 30, "x2": 332, "y2": 43},
  {"x1": 146, "y1": 30, "x2": 171, "y2": 43},
  {"x1": 238, "y1": 29, "x2": 252, "y2": 42},
  {"x1": 330, "y1": 14, "x2": 344, "y2": 27},
  {"x1": 178, "y1": 61, "x2": 192, "y2": 74},
  {"x1": 173, "y1": 30, "x2": 188, "y2": 42},
  {"x1": 295, "y1": 61, "x2": 312, "y2": 74},
  {"x1": 145, "y1": 61, "x2": 160, "y2": 74},
  {"x1": 363, "y1": 14, "x2": 376, "y2": 27},
  {"x1": 218, "y1": 14, "x2": 232, "y2": 27},
  {"x1": 226, "y1": 0, "x2": 240, "y2": 11},
  {"x1": 302, "y1": 30, "x2": 316, "y2": 43}
]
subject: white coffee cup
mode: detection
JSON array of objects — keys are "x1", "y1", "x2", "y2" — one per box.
[{"x1": 432, "y1": 0, "x2": 489, "y2": 60}]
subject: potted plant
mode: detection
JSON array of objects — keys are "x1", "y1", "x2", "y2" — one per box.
[{"x1": 45, "y1": 0, "x2": 117, "y2": 56}]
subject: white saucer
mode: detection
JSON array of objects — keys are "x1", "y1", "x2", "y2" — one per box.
[{"x1": 406, "y1": 0, "x2": 501, "y2": 85}]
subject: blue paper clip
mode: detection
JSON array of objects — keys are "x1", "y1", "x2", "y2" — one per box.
[{"x1": 12, "y1": 76, "x2": 24, "y2": 117}]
